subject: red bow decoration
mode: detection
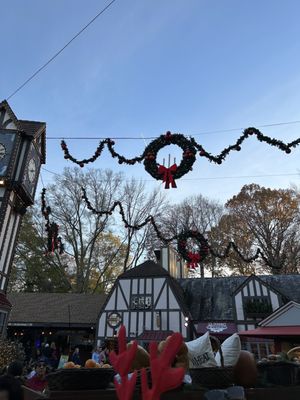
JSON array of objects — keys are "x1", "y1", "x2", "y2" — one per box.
[
  {"x1": 158, "y1": 164, "x2": 177, "y2": 189},
  {"x1": 187, "y1": 252, "x2": 201, "y2": 269}
]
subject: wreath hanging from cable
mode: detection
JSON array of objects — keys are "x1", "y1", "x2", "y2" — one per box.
[
  {"x1": 177, "y1": 230, "x2": 210, "y2": 269},
  {"x1": 144, "y1": 131, "x2": 196, "y2": 189}
]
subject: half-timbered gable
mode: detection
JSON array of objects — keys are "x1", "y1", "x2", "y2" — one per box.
[
  {"x1": 96, "y1": 260, "x2": 190, "y2": 343},
  {"x1": 258, "y1": 301, "x2": 300, "y2": 327},
  {"x1": 232, "y1": 275, "x2": 288, "y2": 331}
]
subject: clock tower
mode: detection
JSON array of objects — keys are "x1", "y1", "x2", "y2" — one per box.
[{"x1": 0, "y1": 100, "x2": 46, "y2": 337}]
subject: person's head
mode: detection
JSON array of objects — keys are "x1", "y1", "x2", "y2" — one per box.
[
  {"x1": 35, "y1": 362, "x2": 47, "y2": 379},
  {"x1": 7, "y1": 361, "x2": 23, "y2": 377},
  {"x1": 0, "y1": 375, "x2": 23, "y2": 400},
  {"x1": 50, "y1": 342, "x2": 56, "y2": 350},
  {"x1": 74, "y1": 347, "x2": 79, "y2": 354}
]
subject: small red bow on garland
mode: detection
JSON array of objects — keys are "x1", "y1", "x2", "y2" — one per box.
[
  {"x1": 187, "y1": 252, "x2": 201, "y2": 269},
  {"x1": 158, "y1": 164, "x2": 177, "y2": 189}
]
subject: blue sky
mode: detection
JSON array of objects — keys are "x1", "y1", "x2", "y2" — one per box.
[{"x1": 1, "y1": 0, "x2": 300, "y2": 204}]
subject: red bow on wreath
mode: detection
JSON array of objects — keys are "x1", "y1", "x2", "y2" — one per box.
[
  {"x1": 158, "y1": 164, "x2": 177, "y2": 189},
  {"x1": 187, "y1": 252, "x2": 201, "y2": 269}
]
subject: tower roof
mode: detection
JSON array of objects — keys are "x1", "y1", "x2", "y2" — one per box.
[
  {"x1": 0, "y1": 100, "x2": 46, "y2": 162},
  {"x1": 119, "y1": 260, "x2": 169, "y2": 279}
]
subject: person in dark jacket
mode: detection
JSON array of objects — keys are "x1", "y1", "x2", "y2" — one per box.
[
  {"x1": 6, "y1": 360, "x2": 25, "y2": 385},
  {"x1": 71, "y1": 347, "x2": 81, "y2": 366},
  {"x1": 0, "y1": 375, "x2": 24, "y2": 400}
]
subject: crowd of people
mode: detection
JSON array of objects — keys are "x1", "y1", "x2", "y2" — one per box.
[
  {"x1": 0, "y1": 342, "x2": 110, "y2": 399},
  {"x1": 0, "y1": 360, "x2": 47, "y2": 400}
]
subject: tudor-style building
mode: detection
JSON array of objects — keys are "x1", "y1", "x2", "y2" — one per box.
[
  {"x1": 0, "y1": 101, "x2": 45, "y2": 337},
  {"x1": 239, "y1": 301, "x2": 300, "y2": 355},
  {"x1": 232, "y1": 274, "x2": 288, "y2": 332},
  {"x1": 180, "y1": 273, "x2": 300, "y2": 358},
  {"x1": 96, "y1": 259, "x2": 191, "y2": 344}
]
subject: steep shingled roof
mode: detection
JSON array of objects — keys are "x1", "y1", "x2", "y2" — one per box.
[
  {"x1": 7, "y1": 293, "x2": 106, "y2": 327},
  {"x1": 0, "y1": 100, "x2": 45, "y2": 136},
  {"x1": 0, "y1": 100, "x2": 46, "y2": 163},
  {"x1": 119, "y1": 260, "x2": 169, "y2": 279},
  {"x1": 179, "y1": 275, "x2": 300, "y2": 321},
  {"x1": 18, "y1": 120, "x2": 45, "y2": 137}
]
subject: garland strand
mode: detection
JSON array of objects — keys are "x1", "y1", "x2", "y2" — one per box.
[
  {"x1": 61, "y1": 127, "x2": 298, "y2": 167},
  {"x1": 41, "y1": 189, "x2": 64, "y2": 255},
  {"x1": 81, "y1": 187, "x2": 173, "y2": 243},
  {"x1": 81, "y1": 188, "x2": 277, "y2": 268}
]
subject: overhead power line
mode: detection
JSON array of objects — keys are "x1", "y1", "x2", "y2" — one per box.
[
  {"x1": 6, "y1": 0, "x2": 117, "y2": 100},
  {"x1": 41, "y1": 167, "x2": 300, "y2": 182},
  {"x1": 45, "y1": 119, "x2": 300, "y2": 140}
]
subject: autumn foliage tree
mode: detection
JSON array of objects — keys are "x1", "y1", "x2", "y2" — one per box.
[{"x1": 223, "y1": 184, "x2": 300, "y2": 274}]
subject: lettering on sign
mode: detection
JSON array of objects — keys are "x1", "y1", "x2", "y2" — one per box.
[
  {"x1": 130, "y1": 295, "x2": 152, "y2": 310},
  {"x1": 206, "y1": 322, "x2": 227, "y2": 333}
]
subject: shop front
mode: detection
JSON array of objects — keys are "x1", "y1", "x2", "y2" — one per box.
[
  {"x1": 7, "y1": 292, "x2": 106, "y2": 362},
  {"x1": 238, "y1": 301, "x2": 300, "y2": 357}
]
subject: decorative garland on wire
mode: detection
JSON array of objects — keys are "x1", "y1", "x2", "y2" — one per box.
[
  {"x1": 41, "y1": 189, "x2": 64, "y2": 255},
  {"x1": 81, "y1": 187, "x2": 276, "y2": 269},
  {"x1": 61, "y1": 128, "x2": 300, "y2": 188}
]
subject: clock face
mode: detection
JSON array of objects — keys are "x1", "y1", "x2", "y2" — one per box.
[
  {"x1": 0, "y1": 144, "x2": 6, "y2": 160},
  {"x1": 27, "y1": 158, "x2": 36, "y2": 183},
  {"x1": 22, "y1": 143, "x2": 40, "y2": 199}
]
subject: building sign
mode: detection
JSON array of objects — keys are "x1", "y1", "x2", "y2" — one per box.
[
  {"x1": 206, "y1": 322, "x2": 228, "y2": 333},
  {"x1": 130, "y1": 295, "x2": 152, "y2": 310},
  {"x1": 107, "y1": 312, "x2": 122, "y2": 328},
  {"x1": 197, "y1": 321, "x2": 237, "y2": 335},
  {"x1": 8, "y1": 322, "x2": 33, "y2": 327}
]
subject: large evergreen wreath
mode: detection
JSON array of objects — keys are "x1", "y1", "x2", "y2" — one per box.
[
  {"x1": 177, "y1": 230, "x2": 210, "y2": 269},
  {"x1": 143, "y1": 132, "x2": 196, "y2": 188}
]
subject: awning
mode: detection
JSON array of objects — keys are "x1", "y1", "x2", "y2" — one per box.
[
  {"x1": 137, "y1": 330, "x2": 173, "y2": 341},
  {"x1": 238, "y1": 326, "x2": 300, "y2": 337},
  {"x1": 197, "y1": 322, "x2": 237, "y2": 336}
]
